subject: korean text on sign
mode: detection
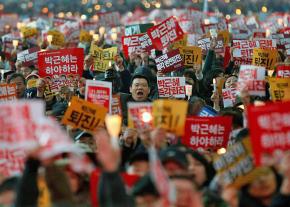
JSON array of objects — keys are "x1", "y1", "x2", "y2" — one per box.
[
  {"x1": 252, "y1": 48, "x2": 278, "y2": 70},
  {"x1": 153, "y1": 99, "x2": 188, "y2": 136},
  {"x1": 147, "y1": 16, "x2": 184, "y2": 50},
  {"x1": 155, "y1": 49, "x2": 184, "y2": 73},
  {"x1": 0, "y1": 83, "x2": 17, "y2": 102},
  {"x1": 89, "y1": 45, "x2": 117, "y2": 72},
  {"x1": 276, "y1": 65, "x2": 290, "y2": 78},
  {"x1": 62, "y1": 96, "x2": 108, "y2": 133},
  {"x1": 128, "y1": 102, "x2": 153, "y2": 129},
  {"x1": 213, "y1": 138, "x2": 263, "y2": 188},
  {"x1": 179, "y1": 46, "x2": 202, "y2": 66},
  {"x1": 38, "y1": 48, "x2": 84, "y2": 77},
  {"x1": 247, "y1": 101, "x2": 290, "y2": 166},
  {"x1": 183, "y1": 116, "x2": 232, "y2": 150},
  {"x1": 237, "y1": 65, "x2": 266, "y2": 97},
  {"x1": 157, "y1": 77, "x2": 185, "y2": 98},
  {"x1": 268, "y1": 77, "x2": 290, "y2": 102},
  {"x1": 122, "y1": 34, "x2": 145, "y2": 59}
]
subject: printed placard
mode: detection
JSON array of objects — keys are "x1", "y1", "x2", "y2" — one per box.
[
  {"x1": 198, "y1": 106, "x2": 217, "y2": 117},
  {"x1": 0, "y1": 101, "x2": 44, "y2": 177},
  {"x1": 17, "y1": 47, "x2": 40, "y2": 67},
  {"x1": 147, "y1": 16, "x2": 184, "y2": 50},
  {"x1": 252, "y1": 48, "x2": 278, "y2": 70},
  {"x1": 111, "y1": 94, "x2": 122, "y2": 115},
  {"x1": 171, "y1": 34, "x2": 187, "y2": 49},
  {"x1": 20, "y1": 27, "x2": 38, "y2": 38},
  {"x1": 122, "y1": 34, "x2": 145, "y2": 59},
  {"x1": 222, "y1": 88, "x2": 237, "y2": 108},
  {"x1": 247, "y1": 101, "x2": 290, "y2": 166},
  {"x1": 79, "y1": 30, "x2": 92, "y2": 43},
  {"x1": 58, "y1": 21, "x2": 80, "y2": 43},
  {"x1": 38, "y1": 48, "x2": 84, "y2": 93},
  {"x1": 233, "y1": 39, "x2": 276, "y2": 58},
  {"x1": 183, "y1": 116, "x2": 232, "y2": 150},
  {"x1": 90, "y1": 44, "x2": 117, "y2": 72},
  {"x1": 62, "y1": 96, "x2": 107, "y2": 132},
  {"x1": 157, "y1": 77, "x2": 185, "y2": 98},
  {"x1": 85, "y1": 80, "x2": 112, "y2": 113},
  {"x1": 47, "y1": 30, "x2": 65, "y2": 47},
  {"x1": 197, "y1": 37, "x2": 224, "y2": 54},
  {"x1": 155, "y1": 49, "x2": 184, "y2": 73},
  {"x1": 98, "y1": 11, "x2": 121, "y2": 27},
  {"x1": 237, "y1": 65, "x2": 266, "y2": 96},
  {"x1": 128, "y1": 102, "x2": 153, "y2": 129},
  {"x1": 139, "y1": 33, "x2": 155, "y2": 53},
  {"x1": 125, "y1": 23, "x2": 154, "y2": 36},
  {"x1": 0, "y1": 83, "x2": 17, "y2": 101},
  {"x1": 268, "y1": 77, "x2": 290, "y2": 101},
  {"x1": 213, "y1": 138, "x2": 264, "y2": 188},
  {"x1": 153, "y1": 99, "x2": 188, "y2": 136},
  {"x1": 276, "y1": 65, "x2": 290, "y2": 78},
  {"x1": 179, "y1": 46, "x2": 202, "y2": 66}
]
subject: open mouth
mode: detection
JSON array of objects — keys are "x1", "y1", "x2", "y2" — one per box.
[{"x1": 137, "y1": 91, "x2": 144, "y2": 96}]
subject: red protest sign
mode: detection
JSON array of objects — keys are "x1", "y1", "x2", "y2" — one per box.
[
  {"x1": 111, "y1": 94, "x2": 122, "y2": 116},
  {"x1": 0, "y1": 83, "x2": 17, "y2": 102},
  {"x1": 147, "y1": 16, "x2": 184, "y2": 50},
  {"x1": 139, "y1": 33, "x2": 155, "y2": 54},
  {"x1": 38, "y1": 48, "x2": 84, "y2": 92},
  {"x1": 182, "y1": 116, "x2": 232, "y2": 150},
  {"x1": 237, "y1": 65, "x2": 266, "y2": 96},
  {"x1": 276, "y1": 65, "x2": 290, "y2": 78},
  {"x1": 155, "y1": 49, "x2": 184, "y2": 73},
  {"x1": 128, "y1": 102, "x2": 153, "y2": 129},
  {"x1": 122, "y1": 33, "x2": 145, "y2": 59},
  {"x1": 85, "y1": 80, "x2": 112, "y2": 114},
  {"x1": 222, "y1": 88, "x2": 237, "y2": 108},
  {"x1": 157, "y1": 77, "x2": 185, "y2": 98},
  {"x1": 247, "y1": 101, "x2": 290, "y2": 166},
  {"x1": 98, "y1": 11, "x2": 121, "y2": 27},
  {"x1": 17, "y1": 47, "x2": 40, "y2": 67}
]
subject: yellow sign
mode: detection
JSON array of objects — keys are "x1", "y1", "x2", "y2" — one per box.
[
  {"x1": 171, "y1": 34, "x2": 187, "y2": 49},
  {"x1": 47, "y1": 30, "x2": 65, "y2": 47},
  {"x1": 27, "y1": 79, "x2": 38, "y2": 89},
  {"x1": 213, "y1": 138, "x2": 264, "y2": 188},
  {"x1": 37, "y1": 175, "x2": 51, "y2": 207},
  {"x1": 89, "y1": 44, "x2": 117, "y2": 72},
  {"x1": 153, "y1": 99, "x2": 188, "y2": 136},
  {"x1": 79, "y1": 30, "x2": 92, "y2": 43},
  {"x1": 179, "y1": 46, "x2": 202, "y2": 66},
  {"x1": 62, "y1": 96, "x2": 108, "y2": 132},
  {"x1": 252, "y1": 48, "x2": 278, "y2": 70},
  {"x1": 20, "y1": 27, "x2": 38, "y2": 38},
  {"x1": 268, "y1": 77, "x2": 290, "y2": 101},
  {"x1": 218, "y1": 30, "x2": 230, "y2": 46}
]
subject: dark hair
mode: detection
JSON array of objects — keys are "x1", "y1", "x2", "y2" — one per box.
[
  {"x1": 7, "y1": 73, "x2": 26, "y2": 85},
  {"x1": 219, "y1": 107, "x2": 244, "y2": 129}
]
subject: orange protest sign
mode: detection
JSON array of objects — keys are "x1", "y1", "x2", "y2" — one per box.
[
  {"x1": 268, "y1": 77, "x2": 290, "y2": 101},
  {"x1": 20, "y1": 27, "x2": 38, "y2": 38},
  {"x1": 79, "y1": 30, "x2": 92, "y2": 43},
  {"x1": 153, "y1": 99, "x2": 188, "y2": 136},
  {"x1": 47, "y1": 30, "x2": 65, "y2": 47},
  {"x1": 62, "y1": 96, "x2": 107, "y2": 132},
  {"x1": 27, "y1": 79, "x2": 38, "y2": 89},
  {"x1": 218, "y1": 30, "x2": 230, "y2": 46},
  {"x1": 213, "y1": 138, "x2": 264, "y2": 188},
  {"x1": 179, "y1": 46, "x2": 202, "y2": 66},
  {"x1": 171, "y1": 34, "x2": 187, "y2": 49},
  {"x1": 252, "y1": 48, "x2": 278, "y2": 70},
  {"x1": 0, "y1": 83, "x2": 17, "y2": 101}
]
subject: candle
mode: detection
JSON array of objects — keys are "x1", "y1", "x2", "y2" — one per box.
[
  {"x1": 108, "y1": 61, "x2": 112, "y2": 68},
  {"x1": 105, "y1": 115, "x2": 122, "y2": 149},
  {"x1": 47, "y1": 35, "x2": 53, "y2": 45},
  {"x1": 12, "y1": 40, "x2": 19, "y2": 49},
  {"x1": 213, "y1": 78, "x2": 217, "y2": 91},
  {"x1": 111, "y1": 32, "x2": 117, "y2": 41},
  {"x1": 93, "y1": 34, "x2": 99, "y2": 41},
  {"x1": 185, "y1": 85, "x2": 192, "y2": 99},
  {"x1": 141, "y1": 111, "x2": 152, "y2": 123},
  {"x1": 99, "y1": 26, "x2": 106, "y2": 36}
]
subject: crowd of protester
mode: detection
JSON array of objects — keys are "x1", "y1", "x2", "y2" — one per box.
[{"x1": 0, "y1": 4, "x2": 290, "y2": 207}]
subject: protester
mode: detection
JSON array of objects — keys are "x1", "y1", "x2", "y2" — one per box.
[{"x1": 1, "y1": 2, "x2": 290, "y2": 207}]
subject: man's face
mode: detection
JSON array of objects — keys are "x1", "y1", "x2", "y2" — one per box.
[
  {"x1": 130, "y1": 78, "x2": 150, "y2": 101},
  {"x1": 10, "y1": 77, "x2": 26, "y2": 98}
]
